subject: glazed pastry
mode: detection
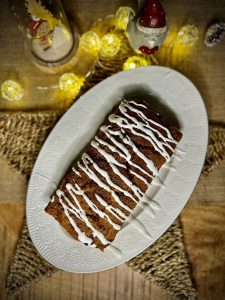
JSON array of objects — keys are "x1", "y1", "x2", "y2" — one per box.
[{"x1": 45, "y1": 99, "x2": 182, "y2": 251}]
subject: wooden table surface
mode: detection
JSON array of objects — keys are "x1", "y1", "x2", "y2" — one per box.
[{"x1": 0, "y1": 0, "x2": 225, "y2": 299}]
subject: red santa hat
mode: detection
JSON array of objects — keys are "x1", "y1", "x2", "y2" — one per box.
[
  {"x1": 28, "y1": 19, "x2": 46, "y2": 36},
  {"x1": 137, "y1": 0, "x2": 167, "y2": 34}
]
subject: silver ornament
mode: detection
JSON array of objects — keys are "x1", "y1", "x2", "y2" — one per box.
[{"x1": 204, "y1": 22, "x2": 225, "y2": 47}]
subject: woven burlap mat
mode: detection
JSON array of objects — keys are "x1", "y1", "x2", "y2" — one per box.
[
  {"x1": 127, "y1": 219, "x2": 195, "y2": 300},
  {"x1": 203, "y1": 123, "x2": 225, "y2": 174},
  {"x1": 1, "y1": 28, "x2": 225, "y2": 300},
  {"x1": 0, "y1": 111, "x2": 60, "y2": 179}
]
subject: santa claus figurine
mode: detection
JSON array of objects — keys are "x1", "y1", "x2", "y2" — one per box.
[
  {"x1": 28, "y1": 19, "x2": 53, "y2": 50},
  {"x1": 127, "y1": 0, "x2": 168, "y2": 55}
]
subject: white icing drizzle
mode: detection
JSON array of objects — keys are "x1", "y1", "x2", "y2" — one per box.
[
  {"x1": 56, "y1": 191, "x2": 93, "y2": 246},
  {"x1": 91, "y1": 140, "x2": 143, "y2": 202},
  {"x1": 99, "y1": 129, "x2": 163, "y2": 192},
  {"x1": 73, "y1": 169, "x2": 81, "y2": 177},
  {"x1": 128, "y1": 100, "x2": 178, "y2": 142},
  {"x1": 53, "y1": 99, "x2": 178, "y2": 250},
  {"x1": 129, "y1": 100, "x2": 147, "y2": 109},
  {"x1": 57, "y1": 190, "x2": 110, "y2": 245},
  {"x1": 124, "y1": 135, "x2": 159, "y2": 177},
  {"x1": 116, "y1": 110, "x2": 171, "y2": 159},
  {"x1": 66, "y1": 183, "x2": 121, "y2": 231},
  {"x1": 109, "y1": 102, "x2": 175, "y2": 162},
  {"x1": 95, "y1": 135, "x2": 126, "y2": 160},
  {"x1": 130, "y1": 170, "x2": 148, "y2": 185},
  {"x1": 95, "y1": 194, "x2": 127, "y2": 222},
  {"x1": 105, "y1": 127, "x2": 158, "y2": 177},
  {"x1": 131, "y1": 168, "x2": 165, "y2": 188},
  {"x1": 101, "y1": 125, "x2": 131, "y2": 159},
  {"x1": 77, "y1": 154, "x2": 133, "y2": 213},
  {"x1": 101, "y1": 126, "x2": 152, "y2": 179},
  {"x1": 91, "y1": 140, "x2": 125, "y2": 168}
]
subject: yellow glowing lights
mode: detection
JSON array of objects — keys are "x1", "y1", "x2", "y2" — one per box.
[
  {"x1": 80, "y1": 31, "x2": 121, "y2": 58},
  {"x1": 1, "y1": 80, "x2": 24, "y2": 101},
  {"x1": 115, "y1": 6, "x2": 135, "y2": 31},
  {"x1": 59, "y1": 73, "x2": 84, "y2": 96},
  {"x1": 177, "y1": 25, "x2": 199, "y2": 46},
  {"x1": 165, "y1": 25, "x2": 199, "y2": 66},
  {"x1": 123, "y1": 56, "x2": 149, "y2": 70},
  {"x1": 80, "y1": 31, "x2": 101, "y2": 54},
  {"x1": 99, "y1": 33, "x2": 121, "y2": 58}
]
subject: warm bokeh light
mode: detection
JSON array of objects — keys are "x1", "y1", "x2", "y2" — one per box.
[
  {"x1": 156, "y1": 25, "x2": 199, "y2": 67},
  {"x1": 123, "y1": 55, "x2": 149, "y2": 70},
  {"x1": 1, "y1": 80, "x2": 24, "y2": 101},
  {"x1": 115, "y1": 6, "x2": 135, "y2": 31},
  {"x1": 99, "y1": 33, "x2": 121, "y2": 58},
  {"x1": 59, "y1": 73, "x2": 84, "y2": 96},
  {"x1": 79, "y1": 31, "x2": 101, "y2": 54},
  {"x1": 176, "y1": 25, "x2": 199, "y2": 46}
]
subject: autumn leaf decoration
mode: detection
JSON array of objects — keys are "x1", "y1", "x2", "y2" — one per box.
[{"x1": 25, "y1": 0, "x2": 59, "y2": 29}]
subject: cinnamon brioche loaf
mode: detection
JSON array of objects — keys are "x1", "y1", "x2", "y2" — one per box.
[{"x1": 45, "y1": 99, "x2": 182, "y2": 251}]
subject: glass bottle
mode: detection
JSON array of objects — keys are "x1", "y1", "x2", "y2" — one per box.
[{"x1": 10, "y1": 0, "x2": 76, "y2": 66}]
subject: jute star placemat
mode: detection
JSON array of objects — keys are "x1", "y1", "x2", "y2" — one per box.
[{"x1": 1, "y1": 108, "x2": 225, "y2": 299}]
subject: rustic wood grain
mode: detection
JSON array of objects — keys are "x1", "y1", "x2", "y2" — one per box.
[
  {"x1": 181, "y1": 203, "x2": 225, "y2": 300},
  {"x1": 0, "y1": 0, "x2": 225, "y2": 299}
]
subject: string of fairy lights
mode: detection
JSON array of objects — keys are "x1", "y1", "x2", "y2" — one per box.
[{"x1": 0, "y1": 6, "x2": 199, "y2": 102}]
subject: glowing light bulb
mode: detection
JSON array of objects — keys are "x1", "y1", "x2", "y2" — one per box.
[
  {"x1": 123, "y1": 56, "x2": 149, "y2": 70},
  {"x1": 59, "y1": 73, "x2": 84, "y2": 96},
  {"x1": 99, "y1": 33, "x2": 121, "y2": 58},
  {"x1": 80, "y1": 31, "x2": 101, "y2": 54},
  {"x1": 1, "y1": 80, "x2": 24, "y2": 101},
  {"x1": 115, "y1": 6, "x2": 135, "y2": 31},
  {"x1": 177, "y1": 25, "x2": 199, "y2": 46}
]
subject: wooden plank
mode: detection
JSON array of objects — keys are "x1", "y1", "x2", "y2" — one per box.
[
  {"x1": 130, "y1": 268, "x2": 146, "y2": 300},
  {"x1": 97, "y1": 268, "x2": 117, "y2": 300},
  {"x1": 148, "y1": 282, "x2": 175, "y2": 300},
  {"x1": 82, "y1": 273, "x2": 98, "y2": 300},
  {"x1": 115, "y1": 264, "x2": 133, "y2": 300},
  {"x1": 0, "y1": 224, "x2": 20, "y2": 300},
  {"x1": 181, "y1": 203, "x2": 225, "y2": 300},
  {"x1": 58, "y1": 272, "x2": 73, "y2": 300},
  {"x1": 69, "y1": 273, "x2": 84, "y2": 300},
  {"x1": 189, "y1": 162, "x2": 225, "y2": 204}
]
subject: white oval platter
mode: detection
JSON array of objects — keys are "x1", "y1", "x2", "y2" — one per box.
[{"x1": 27, "y1": 66, "x2": 208, "y2": 272}]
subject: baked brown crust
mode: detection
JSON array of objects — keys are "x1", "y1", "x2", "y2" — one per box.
[{"x1": 45, "y1": 99, "x2": 182, "y2": 251}]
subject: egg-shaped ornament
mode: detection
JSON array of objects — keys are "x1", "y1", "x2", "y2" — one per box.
[{"x1": 127, "y1": 0, "x2": 168, "y2": 55}]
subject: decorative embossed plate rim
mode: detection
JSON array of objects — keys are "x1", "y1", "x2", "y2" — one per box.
[{"x1": 27, "y1": 66, "x2": 208, "y2": 273}]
